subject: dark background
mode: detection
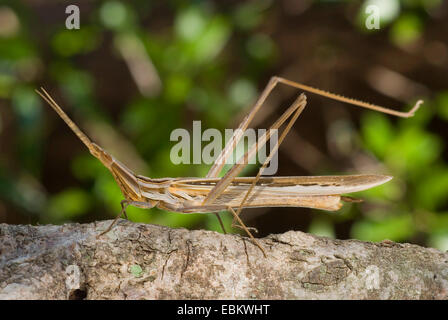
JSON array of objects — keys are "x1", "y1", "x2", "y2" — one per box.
[{"x1": 1, "y1": 0, "x2": 447, "y2": 250}]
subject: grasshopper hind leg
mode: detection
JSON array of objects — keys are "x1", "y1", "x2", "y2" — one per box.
[{"x1": 227, "y1": 206, "x2": 266, "y2": 257}]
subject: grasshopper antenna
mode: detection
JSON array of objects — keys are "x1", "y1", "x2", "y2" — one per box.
[{"x1": 35, "y1": 87, "x2": 97, "y2": 155}]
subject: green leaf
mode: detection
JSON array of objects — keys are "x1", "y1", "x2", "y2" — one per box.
[
  {"x1": 164, "y1": 74, "x2": 192, "y2": 104},
  {"x1": 416, "y1": 167, "x2": 448, "y2": 210},
  {"x1": 0, "y1": 37, "x2": 36, "y2": 60},
  {"x1": 428, "y1": 233, "x2": 448, "y2": 252},
  {"x1": 175, "y1": 7, "x2": 206, "y2": 41},
  {"x1": 428, "y1": 212, "x2": 448, "y2": 234},
  {"x1": 72, "y1": 155, "x2": 105, "y2": 180},
  {"x1": 436, "y1": 91, "x2": 448, "y2": 121},
  {"x1": 100, "y1": 1, "x2": 134, "y2": 31},
  {"x1": 351, "y1": 213, "x2": 415, "y2": 242},
  {"x1": 124, "y1": 206, "x2": 153, "y2": 224},
  {"x1": 361, "y1": 112, "x2": 395, "y2": 158},
  {"x1": 308, "y1": 218, "x2": 335, "y2": 238},
  {"x1": 94, "y1": 172, "x2": 125, "y2": 213},
  {"x1": 390, "y1": 13, "x2": 422, "y2": 47},
  {"x1": 175, "y1": 8, "x2": 231, "y2": 66},
  {"x1": 246, "y1": 33, "x2": 275, "y2": 60},
  {"x1": 0, "y1": 73, "x2": 15, "y2": 97},
  {"x1": 356, "y1": 178, "x2": 403, "y2": 202},
  {"x1": 191, "y1": 16, "x2": 231, "y2": 64},
  {"x1": 386, "y1": 127, "x2": 441, "y2": 173},
  {"x1": 47, "y1": 188, "x2": 92, "y2": 220},
  {"x1": 205, "y1": 211, "x2": 232, "y2": 234},
  {"x1": 233, "y1": 0, "x2": 270, "y2": 30},
  {"x1": 12, "y1": 86, "x2": 42, "y2": 124},
  {"x1": 228, "y1": 78, "x2": 256, "y2": 108},
  {"x1": 51, "y1": 27, "x2": 100, "y2": 57},
  {"x1": 150, "y1": 210, "x2": 204, "y2": 229}
]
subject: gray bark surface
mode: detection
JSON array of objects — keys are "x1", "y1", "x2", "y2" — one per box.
[{"x1": 1, "y1": 220, "x2": 447, "y2": 299}]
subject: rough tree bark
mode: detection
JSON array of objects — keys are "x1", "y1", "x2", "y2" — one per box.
[{"x1": 0, "y1": 220, "x2": 447, "y2": 300}]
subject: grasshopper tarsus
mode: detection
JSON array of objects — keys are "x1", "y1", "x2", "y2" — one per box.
[
  {"x1": 341, "y1": 196, "x2": 364, "y2": 203},
  {"x1": 231, "y1": 221, "x2": 259, "y2": 234}
]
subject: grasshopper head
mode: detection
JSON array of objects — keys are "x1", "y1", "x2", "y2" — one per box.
[{"x1": 89, "y1": 143, "x2": 114, "y2": 169}]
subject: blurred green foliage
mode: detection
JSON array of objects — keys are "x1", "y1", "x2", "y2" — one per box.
[{"x1": 0, "y1": 0, "x2": 447, "y2": 251}]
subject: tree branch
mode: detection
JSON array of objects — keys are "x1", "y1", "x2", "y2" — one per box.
[{"x1": 1, "y1": 220, "x2": 447, "y2": 299}]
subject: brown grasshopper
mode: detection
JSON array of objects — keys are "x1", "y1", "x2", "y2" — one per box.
[{"x1": 36, "y1": 76, "x2": 422, "y2": 256}]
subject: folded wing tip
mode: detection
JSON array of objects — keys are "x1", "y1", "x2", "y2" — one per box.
[{"x1": 369, "y1": 174, "x2": 393, "y2": 188}]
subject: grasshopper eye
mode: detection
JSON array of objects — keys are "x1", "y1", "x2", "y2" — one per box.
[{"x1": 90, "y1": 143, "x2": 112, "y2": 163}]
